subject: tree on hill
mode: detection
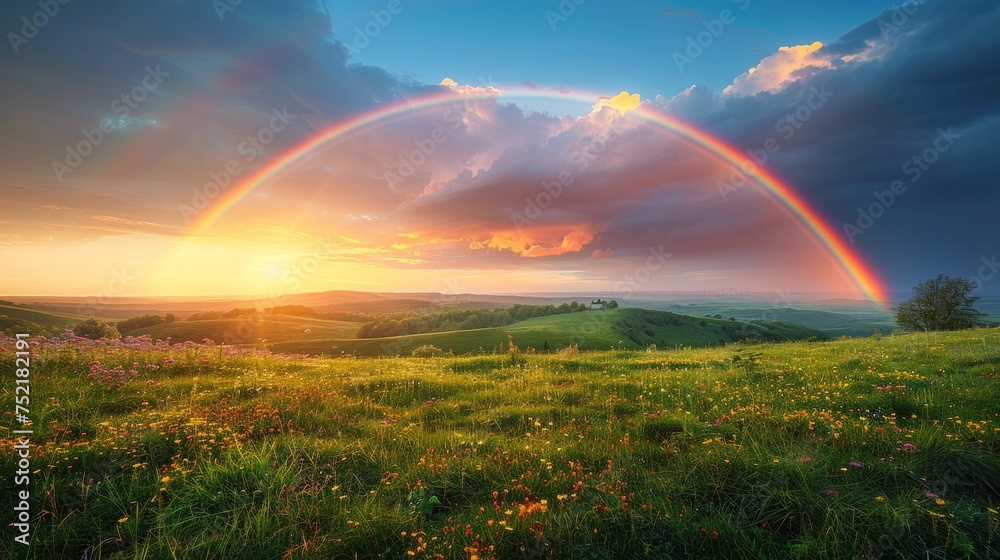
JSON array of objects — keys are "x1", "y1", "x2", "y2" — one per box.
[
  {"x1": 265, "y1": 305, "x2": 315, "y2": 316},
  {"x1": 605, "y1": 300, "x2": 619, "y2": 309},
  {"x1": 73, "y1": 318, "x2": 120, "y2": 340},
  {"x1": 1, "y1": 318, "x2": 57, "y2": 337},
  {"x1": 896, "y1": 274, "x2": 983, "y2": 332},
  {"x1": 116, "y1": 314, "x2": 166, "y2": 334}
]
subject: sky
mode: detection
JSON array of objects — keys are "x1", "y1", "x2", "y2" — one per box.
[{"x1": 0, "y1": 0, "x2": 997, "y2": 302}]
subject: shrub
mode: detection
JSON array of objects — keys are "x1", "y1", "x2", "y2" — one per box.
[
  {"x1": 411, "y1": 344, "x2": 450, "y2": 358},
  {"x1": 72, "y1": 318, "x2": 120, "y2": 340},
  {"x1": 556, "y1": 343, "x2": 579, "y2": 357}
]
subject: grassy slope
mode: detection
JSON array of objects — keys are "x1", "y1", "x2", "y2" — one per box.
[
  {"x1": 129, "y1": 314, "x2": 360, "y2": 343},
  {"x1": 0, "y1": 303, "x2": 90, "y2": 330},
  {"x1": 3, "y1": 328, "x2": 998, "y2": 559},
  {"x1": 640, "y1": 302, "x2": 896, "y2": 337},
  {"x1": 269, "y1": 308, "x2": 827, "y2": 356}
]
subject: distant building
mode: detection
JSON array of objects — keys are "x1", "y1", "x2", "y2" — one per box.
[{"x1": 590, "y1": 299, "x2": 605, "y2": 310}]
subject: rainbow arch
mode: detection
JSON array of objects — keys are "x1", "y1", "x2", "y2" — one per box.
[{"x1": 186, "y1": 87, "x2": 888, "y2": 308}]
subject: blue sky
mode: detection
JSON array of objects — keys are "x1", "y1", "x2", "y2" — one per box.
[
  {"x1": 0, "y1": 0, "x2": 997, "y2": 299},
  {"x1": 328, "y1": 0, "x2": 887, "y2": 102}
]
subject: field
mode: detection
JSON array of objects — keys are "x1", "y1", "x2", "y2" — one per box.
[
  {"x1": 268, "y1": 309, "x2": 827, "y2": 357},
  {"x1": 129, "y1": 315, "x2": 361, "y2": 344},
  {"x1": 0, "y1": 304, "x2": 90, "y2": 333},
  {"x1": 3, "y1": 329, "x2": 1000, "y2": 559},
  {"x1": 632, "y1": 301, "x2": 899, "y2": 338}
]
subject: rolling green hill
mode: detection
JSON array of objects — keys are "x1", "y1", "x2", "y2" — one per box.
[
  {"x1": 269, "y1": 308, "x2": 827, "y2": 356},
  {"x1": 0, "y1": 303, "x2": 95, "y2": 334},
  {"x1": 638, "y1": 302, "x2": 896, "y2": 337},
  {"x1": 130, "y1": 314, "x2": 361, "y2": 343},
  {"x1": 0, "y1": 303, "x2": 92, "y2": 327}
]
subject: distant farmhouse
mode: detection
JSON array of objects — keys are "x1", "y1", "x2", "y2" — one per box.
[{"x1": 590, "y1": 299, "x2": 618, "y2": 310}]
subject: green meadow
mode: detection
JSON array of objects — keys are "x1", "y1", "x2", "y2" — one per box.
[
  {"x1": 2, "y1": 328, "x2": 999, "y2": 559},
  {"x1": 268, "y1": 308, "x2": 828, "y2": 357}
]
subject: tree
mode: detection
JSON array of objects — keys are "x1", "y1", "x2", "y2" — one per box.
[
  {"x1": 895, "y1": 274, "x2": 983, "y2": 332},
  {"x1": 116, "y1": 314, "x2": 165, "y2": 334},
  {"x1": 605, "y1": 300, "x2": 619, "y2": 309},
  {"x1": 411, "y1": 344, "x2": 448, "y2": 358},
  {"x1": 73, "y1": 318, "x2": 120, "y2": 340}
]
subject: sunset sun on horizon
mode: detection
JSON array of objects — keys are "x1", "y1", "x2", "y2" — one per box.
[{"x1": 4, "y1": 1, "x2": 996, "y2": 307}]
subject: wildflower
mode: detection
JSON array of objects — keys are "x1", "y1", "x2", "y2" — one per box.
[
  {"x1": 824, "y1": 490, "x2": 839, "y2": 496},
  {"x1": 924, "y1": 492, "x2": 938, "y2": 499},
  {"x1": 849, "y1": 461, "x2": 864, "y2": 468},
  {"x1": 800, "y1": 457, "x2": 812, "y2": 463},
  {"x1": 902, "y1": 443, "x2": 917, "y2": 451}
]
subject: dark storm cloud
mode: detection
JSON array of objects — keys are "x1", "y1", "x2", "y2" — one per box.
[
  {"x1": 0, "y1": 0, "x2": 426, "y2": 192},
  {"x1": 661, "y1": 0, "x2": 1000, "y2": 292}
]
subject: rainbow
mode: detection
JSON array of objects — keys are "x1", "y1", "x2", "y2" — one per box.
[
  {"x1": 187, "y1": 87, "x2": 888, "y2": 308},
  {"x1": 629, "y1": 109, "x2": 887, "y2": 308}
]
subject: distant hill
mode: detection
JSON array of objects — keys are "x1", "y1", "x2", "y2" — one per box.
[
  {"x1": 0, "y1": 303, "x2": 91, "y2": 334},
  {"x1": 129, "y1": 314, "x2": 360, "y2": 344},
  {"x1": 4, "y1": 291, "x2": 570, "y2": 320},
  {"x1": 0, "y1": 304, "x2": 87, "y2": 328},
  {"x1": 269, "y1": 308, "x2": 827, "y2": 356},
  {"x1": 632, "y1": 301, "x2": 895, "y2": 337}
]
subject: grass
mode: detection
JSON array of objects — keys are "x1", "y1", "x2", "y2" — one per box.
[
  {"x1": 638, "y1": 302, "x2": 898, "y2": 337},
  {"x1": 0, "y1": 304, "x2": 91, "y2": 330},
  {"x1": 129, "y1": 314, "x2": 361, "y2": 344},
  {"x1": 269, "y1": 308, "x2": 827, "y2": 357},
  {"x1": 2, "y1": 328, "x2": 999, "y2": 559}
]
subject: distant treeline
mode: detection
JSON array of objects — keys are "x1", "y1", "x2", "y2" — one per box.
[
  {"x1": 186, "y1": 305, "x2": 316, "y2": 321},
  {"x1": 117, "y1": 313, "x2": 176, "y2": 334},
  {"x1": 179, "y1": 301, "x2": 612, "y2": 339},
  {"x1": 355, "y1": 302, "x2": 591, "y2": 339},
  {"x1": 185, "y1": 305, "x2": 373, "y2": 322}
]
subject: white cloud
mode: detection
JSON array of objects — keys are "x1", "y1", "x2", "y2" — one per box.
[{"x1": 723, "y1": 42, "x2": 831, "y2": 97}]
